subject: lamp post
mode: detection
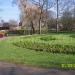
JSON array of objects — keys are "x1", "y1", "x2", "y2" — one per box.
[{"x1": 56, "y1": 0, "x2": 59, "y2": 32}]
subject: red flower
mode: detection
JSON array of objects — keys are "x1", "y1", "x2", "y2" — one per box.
[{"x1": 0, "y1": 34, "x2": 4, "y2": 38}]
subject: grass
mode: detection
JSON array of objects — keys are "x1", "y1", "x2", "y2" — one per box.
[
  {"x1": 13, "y1": 34, "x2": 75, "y2": 54},
  {"x1": 0, "y1": 33, "x2": 75, "y2": 69}
]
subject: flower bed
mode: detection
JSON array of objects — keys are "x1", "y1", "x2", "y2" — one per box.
[
  {"x1": 0, "y1": 34, "x2": 4, "y2": 38},
  {"x1": 13, "y1": 35, "x2": 75, "y2": 54}
]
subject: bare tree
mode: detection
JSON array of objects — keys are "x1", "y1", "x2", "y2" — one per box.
[
  {"x1": 18, "y1": 0, "x2": 40, "y2": 34},
  {"x1": 18, "y1": 0, "x2": 52, "y2": 34},
  {"x1": 12, "y1": 0, "x2": 75, "y2": 33},
  {"x1": 31, "y1": 0, "x2": 54, "y2": 34},
  {"x1": 61, "y1": 10, "x2": 73, "y2": 31},
  {"x1": 54, "y1": 0, "x2": 75, "y2": 32}
]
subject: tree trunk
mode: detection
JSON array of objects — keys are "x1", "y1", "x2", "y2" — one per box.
[
  {"x1": 31, "y1": 21, "x2": 35, "y2": 34},
  {"x1": 39, "y1": 17, "x2": 41, "y2": 34}
]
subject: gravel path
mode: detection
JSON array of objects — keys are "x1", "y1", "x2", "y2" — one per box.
[{"x1": 0, "y1": 62, "x2": 74, "y2": 75}]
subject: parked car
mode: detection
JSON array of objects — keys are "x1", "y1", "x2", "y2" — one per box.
[{"x1": 0, "y1": 30, "x2": 8, "y2": 38}]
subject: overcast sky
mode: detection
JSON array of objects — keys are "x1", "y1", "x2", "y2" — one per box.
[{"x1": 0, "y1": 0, "x2": 20, "y2": 22}]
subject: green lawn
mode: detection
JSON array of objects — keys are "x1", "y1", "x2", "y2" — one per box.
[{"x1": 0, "y1": 33, "x2": 75, "y2": 69}]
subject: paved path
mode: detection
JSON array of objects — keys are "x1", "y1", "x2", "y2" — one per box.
[
  {"x1": 0, "y1": 38, "x2": 5, "y2": 40},
  {"x1": 0, "y1": 62, "x2": 74, "y2": 75}
]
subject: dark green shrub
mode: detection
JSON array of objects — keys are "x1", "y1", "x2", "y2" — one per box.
[
  {"x1": 8, "y1": 30, "x2": 24, "y2": 36},
  {"x1": 70, "y1": 35, "x2": 75, "y2": 38},
  {"x1": 40, "y1": 36, "x2": 56, "y2": 41}
]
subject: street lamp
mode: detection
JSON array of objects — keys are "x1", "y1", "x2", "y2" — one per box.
[{"x1": 56, "y1": 0, "x2": 59, "y2": 32}]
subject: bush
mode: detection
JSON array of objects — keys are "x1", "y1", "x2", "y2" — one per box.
[
  {"x1": 13, "y1": 36, "x2": 75, "y2": 54},
  {"x1": 70, "y1": 34, "x2": 75, "y2": 38},
  {"x1": 40, "y1": 36, "x2": 56, "y2": 41},
  {"x1": 7, "y1": 30, "x2": 35, "y2": 35},
  {"x1": 8, "y1": 30, "x2": 24, "y2": 35}
]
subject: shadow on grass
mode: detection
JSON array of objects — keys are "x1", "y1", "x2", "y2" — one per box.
[{"x1": 70, "y1": 35, "x2": 75, "y2": 38}]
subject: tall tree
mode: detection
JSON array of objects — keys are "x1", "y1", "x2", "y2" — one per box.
[
  {"x1": 18, "y1": 0, "x2": 53, "y2": 34},
  {"x1": 54, "y1": 0, "x2": 75, "y2": 32},
  {"x1": 31, "y1": 0, "x2": 54, "y2": 34},
  {"x1": 61, "y1": 10, "x2": 73, "y2": 31}
]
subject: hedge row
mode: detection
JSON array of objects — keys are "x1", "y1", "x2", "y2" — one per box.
[
  {"x1": 4, "y1": 29, "x2": 75, "y2": 36},
  {"x1": 7, "y1": 30, "x2": 48, "y2": 35}
]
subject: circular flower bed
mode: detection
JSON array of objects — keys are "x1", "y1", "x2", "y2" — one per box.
[
  {"x1": 13, "y1": 35, "x2": 75, "y2": 54},
  {"x1": 40, "y1": 36, "x2": 56, "y2": 41}
]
